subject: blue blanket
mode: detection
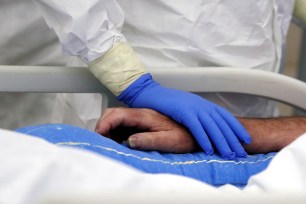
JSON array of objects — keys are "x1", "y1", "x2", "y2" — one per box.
[{"x1": 16, "y1": 124, "x2": 275, "y2": 187}]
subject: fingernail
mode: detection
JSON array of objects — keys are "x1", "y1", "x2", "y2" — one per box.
[
  {"x1": 222, "y1": 152, "x2": 236, "y2": 160},
  {"x1": 128, "y1": 136, "x2": 139, "y2": 148},
  {"x1": 236, "y1": 151, "x2": 247, "y2": 157},
  {"x1": 205, "y1": 148, "x2": 214, "y2": 155},
  {"x1": 244, "y1": 137, "x2": 252, "y2": 144}
]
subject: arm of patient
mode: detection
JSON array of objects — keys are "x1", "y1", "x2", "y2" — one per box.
[
  {"x1": 239, "y1": 117, "x2": 306, "y2": 154},
  {"x1": 95, "y1": 107, "x2": 306, "y2": 154}
]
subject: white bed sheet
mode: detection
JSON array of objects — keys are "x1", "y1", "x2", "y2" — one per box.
[{"x1": 0, "y1": 129, "x2": 305, "y2": 203}]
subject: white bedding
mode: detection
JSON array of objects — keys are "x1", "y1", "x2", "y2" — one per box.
[{"x1": 0, "y1": 129, "x2": 305, "y2": 203}]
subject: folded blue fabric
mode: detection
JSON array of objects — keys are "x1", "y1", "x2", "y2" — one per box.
[{"x1": 16, "y1": 124, "x2": 276, "y2": 187}]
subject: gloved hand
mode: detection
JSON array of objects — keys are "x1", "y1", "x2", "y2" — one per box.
[{"x1": 118, "y1": 73, "x2": 252, "y2": 159}]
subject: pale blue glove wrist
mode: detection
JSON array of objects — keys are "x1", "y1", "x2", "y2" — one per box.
[{"x1": 118, "y1": 73, "x2": 252, "y2": 159}]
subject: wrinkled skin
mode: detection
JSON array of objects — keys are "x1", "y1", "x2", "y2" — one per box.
[
  {"x1": 95, "y1": 107, "x2": 199, "y2": 153},
  {"x1": 96, "y1": 108, "x2": 306, "y2": 154}
]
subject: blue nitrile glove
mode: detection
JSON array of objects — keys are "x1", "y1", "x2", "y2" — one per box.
[{"x1": 118, "y1": 74, "x2": 252, "y2": 159}]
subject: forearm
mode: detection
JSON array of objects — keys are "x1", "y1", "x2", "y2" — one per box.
[{"x1": 238, "y1": 117, "x2": 306, "y2": 154}]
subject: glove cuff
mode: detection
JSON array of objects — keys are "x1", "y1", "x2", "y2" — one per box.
[
  {"x1": 89, "y1": 42, "x2": 146, "y2": 96},
  {"x1": 117, "y1": 73, "x2": 154, "y2": 107},
  {"x1": 294, "y1": 0, "x2": 306, "y2": 24}
]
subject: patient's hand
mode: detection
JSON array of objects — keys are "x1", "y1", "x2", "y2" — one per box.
[
  {"x1": 95, "y1": 108, "x2": 199, "y2": 153},
  {"x1": 96, "y1": 108, "x2": 306, "y2": 154}
]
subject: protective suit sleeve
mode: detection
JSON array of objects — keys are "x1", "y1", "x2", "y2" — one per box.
[{"x1": 32, "y1": 0, "x2": 126, "y2": 63}]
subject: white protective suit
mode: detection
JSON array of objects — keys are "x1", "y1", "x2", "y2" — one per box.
[{"x1": 0, "y1": 0, "x2": 295, "y2": 130}]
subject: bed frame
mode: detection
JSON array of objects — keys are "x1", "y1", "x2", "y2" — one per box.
[{"x1": 0, "y1": 65, "x2": 305, "y2": 113}]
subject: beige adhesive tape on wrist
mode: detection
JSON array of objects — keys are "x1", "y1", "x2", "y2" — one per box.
[
  {"x1": 294, "y1": 0, "x2": 306, "y2": 24},
  {"x1": 89, "y1": 42, "x2": 146, "y2": 96}
]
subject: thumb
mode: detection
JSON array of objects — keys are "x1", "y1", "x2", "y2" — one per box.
[{"x1": 127, "y1": 131, "x2": 197, "y2": 153}]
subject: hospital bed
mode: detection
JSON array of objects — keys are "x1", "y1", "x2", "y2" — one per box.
[{"x1": 0, "y1": 65, "x2": 306, "y2": 204}]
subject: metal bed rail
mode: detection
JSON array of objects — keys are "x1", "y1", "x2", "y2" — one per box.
[{"x1": 0, "y1": 65, "x2": 306, "y2": 112}]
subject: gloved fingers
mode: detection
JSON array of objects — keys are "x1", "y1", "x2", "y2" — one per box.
[
  {"x1": 182, "y1": 116, "x2": 214, "y2": 155},
  {"x1": 211, "y1": 111, "x2": 247, "y2": 157},
  {"x1": 199, "y1": 112, "x2": 235, "y2": 159},
  {"x1": 216, "y1": 106, "x2": 252, "y2": 144}
]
